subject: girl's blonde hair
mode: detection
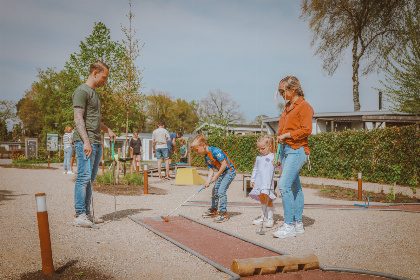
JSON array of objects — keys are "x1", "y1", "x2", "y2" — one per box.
[
  {"x1": 65, "y1": 126, "x2": 73, "y2": 133},
  {"x1": 179, "y1": 139, "x2": 186, "y2": 145},
  {"x1": 191, "y1": 134, "x2": 207, "y2": 147},
  {"x1": 257, "y1": 135, "x2": 274, "y2": 147}
]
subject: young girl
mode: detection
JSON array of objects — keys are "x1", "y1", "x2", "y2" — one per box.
[{"x1": 249, "y1": 135, "x2": 277, "y2": 228}]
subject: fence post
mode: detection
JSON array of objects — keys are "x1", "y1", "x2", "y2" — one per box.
[
  {"x1": 144, "y1": 164, "x2": 148, "y2": 194},
  {"x1": 358, "y1": 171, "x2": 363, "y2": 201},
  {"x1": 35, "y1": 193, "x2": 54, "y2": 274}
]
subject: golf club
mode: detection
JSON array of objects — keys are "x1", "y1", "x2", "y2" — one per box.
[
  {"x1": 162, "y1": 181, "x2": 212, "y2": 222},
  {"x1": 111, "y1": 140, "x2": 120, "y2": 221},
  {"x1": 256, "y1": 143, "x2": 281, "y2": 235},
  {"x1": 88, "y1": 157, "x2": 100, "y2": 229}
]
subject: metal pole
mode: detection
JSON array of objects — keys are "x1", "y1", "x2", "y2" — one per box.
[
  {"x1": 358, "y1": 172, "x2": 362, "y2": 201},
  {"x1": 144, "y1": 164, "x2": 148, "y2": 194},
  {"x1": 35, "y1": 193, "x2": 54, "y2": 274}
]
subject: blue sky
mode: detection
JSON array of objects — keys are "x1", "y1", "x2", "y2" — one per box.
[{"x1": 0, "y1": 0, "x2": 387, "y2": 122}]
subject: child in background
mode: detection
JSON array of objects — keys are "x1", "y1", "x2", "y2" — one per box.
[
  {"x1": 191, "y1": 134, "x2": 236, "y2": 223},
  {"x1": 249, "y1": 135, "x2": 277, "y2": 228},
  {"x1": 179, "y1": 139, "x2": 188, "y2": 163}
]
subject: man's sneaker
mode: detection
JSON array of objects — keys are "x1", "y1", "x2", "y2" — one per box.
[
  {"x1": 164, "y1": 176, "x2": 171, "y2": 180},
  {"x1": 73, "y1": 213, "x2": 93, "y2": 227},
  {"x1": 294, "y1": 221, "x2": 304, "y2": 233},
  {"x1": 252, "y1": 217, "x2": 265, "y2": 225},
  {"x1": 202, "y1": 208, "x2": 218, "y2": 218},
  {"x1": 264, "y1": 219, "x2": 274, "y2": 228},
  {"x1": 214, "y1": 212, "x2": 229, "y2": 223},
  {"x1": 273, "y1": 223, "x2": 296, "y2": 238},
  {"x1": 88, "y1": 214, "x2": 104, "y2": 224},
  {"x1": 67, "y1": 170, "x2": 75, "y2": 175},
  {"x1": 158, "y1": 176, "x2": 163, "y2": 180}
]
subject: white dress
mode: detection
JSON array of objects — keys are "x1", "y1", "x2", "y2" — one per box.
[{"x1": 249, "y1": 153, "x2": 277, "y2": 201}]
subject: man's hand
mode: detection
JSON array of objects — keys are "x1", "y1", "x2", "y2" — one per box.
[
  {"x1": 108, "y1": 128, "x2": 116, "y2": 142},
  {"x1": 84, "y1": 141, "x2": 92, "y2": 158}
]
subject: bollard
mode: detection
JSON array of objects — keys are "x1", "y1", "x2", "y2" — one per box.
[
  {"x1": 136, "y1": 161, "x2": 140, "y2": 173},
  {"x1": 47, "y1": 155, "x2": 50, "y2": 168},
  {"x1": 102, "y1": 159, "x2": 105, "y2": 175},
  {"x1": 358, "y1": 172, "x2": 362, "y2": 201},
  {"x1": 144, "y1": 164, "x2": 148, "y2": 194},
  {"x1": 35, "y1": 193, "x2": 54, "y2": 274}
]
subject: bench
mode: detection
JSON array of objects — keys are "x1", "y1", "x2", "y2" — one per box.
[{"x1": 242, "y1": 174, "x2": 281, "y2": 198}]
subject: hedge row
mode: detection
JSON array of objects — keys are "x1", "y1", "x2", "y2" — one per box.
[{"x1": 189, "y1": 125, "x2": 420, "y2": 188}]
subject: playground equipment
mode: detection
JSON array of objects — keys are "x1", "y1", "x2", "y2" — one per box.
[
  {"x1": 354, "y1": 196, "x2": 370, "y2": 208},
  {"x1": 174, "y1": 168, "x2": 205, "y2": 185}
]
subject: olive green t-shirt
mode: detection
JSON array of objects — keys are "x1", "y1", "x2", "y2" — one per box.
[{"x1": 72, "y1": 84, "x2": 102, "y2": 145}]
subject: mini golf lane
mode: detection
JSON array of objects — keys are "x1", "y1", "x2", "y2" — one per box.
[
  {"x1": 129, "y1": 215, "x2": 407, "y2": 280},
  {"x1": 184, "y1": 201, "x2": 420, "y2": 212}
]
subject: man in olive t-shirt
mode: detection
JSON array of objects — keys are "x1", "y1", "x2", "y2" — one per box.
[{"x1": 72, "y1": 61, "x2": 116, "y2": 228}]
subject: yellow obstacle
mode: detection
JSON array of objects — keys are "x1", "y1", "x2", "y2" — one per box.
[{"x1": 175, "y1": 168, "x2": 206, "y2": 185}]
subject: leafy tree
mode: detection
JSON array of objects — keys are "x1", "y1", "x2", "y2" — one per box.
[
  {"x1": 17, "y1": 86, "x2": 43, "y2": 137},
  {"x1": 380, "y1": 2, "x2": 420, "y2": 114},
  {"x1": 198, "y1": 89, "x2": 245, "y2": 124},
  {"x1": 167, "y1": 98, "x2": 199, "y2": 133},
  {"x1": 117, "y1": 0, "x2": 145, "y2": 154},
  {"x1": 65, "y1": 22, "x2": 126, "y2": 130},
  {"x1": 0, "y1": 119, "x2": 9, "y2": 141},
  {"x1": 145, "y1": 90, "x2": 175, "y2": 132},
  {"x1": 300, "y1": 0, "x2": 407, "y2": 111}
]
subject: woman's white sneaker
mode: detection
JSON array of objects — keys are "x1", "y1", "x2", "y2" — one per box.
[
  {"x1": 273, "y1": 223, "x2": 296, "y2": 238},
  {"x1": 294, "y1": 221, "x2": 304, "y2": 233},
  {"x1": 252, "y1": 217, "x2": 264, "y2": 225}
]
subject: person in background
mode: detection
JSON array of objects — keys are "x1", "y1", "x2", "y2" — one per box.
[
  {"x1": 273, "y1": 75, "x2": 314, "y2": 238},
  {"x1": 70, "y1": 127, "x2": 76, "y2": 173},
  {"x1": 63, "y1": 126, "x2": 74, "y2": 174},
  {"x1": 152, "y1": 121, "x2": 171, "y2": 180},
  {"x1": 167, "y1": 131, "x2": 184, "y2": 174},
  {"x1": 179, "y1": 138, "x2": 188, "y2": 163},
  {"x1": 129, "y1": 132, "x2": 142, "y2": 171}
]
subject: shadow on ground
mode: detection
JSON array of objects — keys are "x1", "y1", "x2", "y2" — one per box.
[
  {"x1": 0, "y1": 189, "x2": 24, "y2": 204},
  {"x1": 18, "y1": 259, "x2": 114, "y2": 280},
  {"x1": 100, "y1": 208, "x2": 152, "y2": 221}
]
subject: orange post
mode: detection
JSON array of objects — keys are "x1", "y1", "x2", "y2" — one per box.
[
  {"x1": 102, "y1": 159, "x2": 105, "y2": 175},
  {"x1": 47, "y1": 155, "x2": 50, "y2": 167},
  {"x1": 144, "y1": 164, "x2": 148, "y2": 194},
  {"x1": 35, "y1": 193, "x2": 54, "y2": 274},
  {"x1": 358, "y1": 172, "x2": 362, "y2": 201}
]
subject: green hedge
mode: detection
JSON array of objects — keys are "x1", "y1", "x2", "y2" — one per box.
[{"x1": 190, "y1": 125, "x2": 420, "y2": 188}]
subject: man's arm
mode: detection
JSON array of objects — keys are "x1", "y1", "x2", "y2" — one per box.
[
  {"x1": 74, "y1": 107, "x2": 92, "y2": 158},
  {"x1": 100, "y1": 122, "x2": 116, "y2": 142}
]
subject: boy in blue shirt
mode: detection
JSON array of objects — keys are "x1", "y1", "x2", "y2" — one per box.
[{"x1": 191, "y1": 134, "x2": 236, "y2": 223}]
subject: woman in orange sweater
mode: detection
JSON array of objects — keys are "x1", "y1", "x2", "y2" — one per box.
[{"x1": 273, "y1": 76, "x2": 314, "y2": 239}]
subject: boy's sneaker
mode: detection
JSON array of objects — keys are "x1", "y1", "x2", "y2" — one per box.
[
  {"x1": 273, "y1": 223, "x2": 296, "y2": 238},
  {"x1": 294, "y1": 221, "x2": 304, "y2": 233},
  {"x1": 73, "y1": 213, "x2": 93, "y2": 227},
  {"x1": 264, "y1": 219, "x2": 274, "y2": 228},
  {"x1": 88, "y1": 214, "x2": 104, "y2": 224},
  {"x1": 252, "y1": 217, "x2": 265, "y2": 225},
  {"x1": 202, "y1": 208, "x2": 218, "y2": 218},
  {"x1": 214, "y1": 212, "x2": 229, "y2": 223}
]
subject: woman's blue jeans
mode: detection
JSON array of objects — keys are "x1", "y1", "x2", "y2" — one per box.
[
  {"x1": 63, "y1": 147, "x2": 72, "y2": 171},
  {"x1": 74, "y1": 141, "x2": 102, "y2": 216},
  {"x1": 279, "y1": 144, "x2": 307, "y2": 225},
  {"x1": 211, "y1": 169, "x2": 236, "y2": 214}
]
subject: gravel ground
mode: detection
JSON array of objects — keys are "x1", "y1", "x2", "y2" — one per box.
[{"x1": 1, "y1": 164, "x2": 419, "y2": 280}]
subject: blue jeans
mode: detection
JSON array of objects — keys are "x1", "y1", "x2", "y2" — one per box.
[
  {"x1": 156, "y1": 148, "x2": 169, "y2": 160},
  {"x1": 279, "y1": 144, "x2": 307, "y2": 225},
  {"x1": 63, "y1": 147, "x2": 72, "y2": 171},
  {"x1": 74, "y1": 141, "x2": 102, "y2": 216},
  {"x1": 211, "y1": 169, "x2": 236, "y2": 214}
]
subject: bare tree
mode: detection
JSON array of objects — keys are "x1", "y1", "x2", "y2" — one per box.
[
  {"x1": 199, "y1": 89, "x2": 245, "y2": 124},
  {"x1": 301, "y1": 0, "x2": 406, "y2": 111}
]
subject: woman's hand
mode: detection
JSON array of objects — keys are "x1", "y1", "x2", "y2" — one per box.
[
  {"x1": 250, "y1": 182, "x2": 254, "y2": 188},
  {"x1": 277, "y1": 132, "x2": 291, "y2": 144}
]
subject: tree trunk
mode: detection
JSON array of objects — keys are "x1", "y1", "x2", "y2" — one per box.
[
  {"x1": 352, "y1": 38, "x2": 361, "y2": 111},
  {"x1": 124, "y1": 110, "x2": 129, "y2": 157}
]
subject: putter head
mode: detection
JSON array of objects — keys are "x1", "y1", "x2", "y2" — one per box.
[
  {"x1": 256, "y1": 229, "x2": 265, "y2": 235},
  {"x1": 90, "y1": 224, "x2": 100, "y2": 229}
]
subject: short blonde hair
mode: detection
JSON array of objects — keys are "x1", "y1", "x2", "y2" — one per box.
[
  {"x1": 257, "y1": 135, "x2": 274, "y2": 147},
  {"x1": 191, "y1": 134, "x2": 207, "y2": 147},
  {"x1": 65, "y1": 126, "x2": 73, "y2": 133},
  {"x1": 179, "y1": 139, "x2": 186, "y2": 145}
]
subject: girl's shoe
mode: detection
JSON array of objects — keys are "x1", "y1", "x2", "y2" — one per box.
[{"x1": 264, "y1": 219, "x2": 274, "y2": 228}]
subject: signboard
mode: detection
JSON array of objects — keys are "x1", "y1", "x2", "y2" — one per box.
[
  {"x1": 46, "y1": 133, "x2": 59, "y2": 151},
  {"x1": 25, "y1": 138, "x2": 38, "y2": 159}
]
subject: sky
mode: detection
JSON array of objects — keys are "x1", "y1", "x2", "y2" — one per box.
[{"x1": 0, "y1": 0, "x2": 388, "y2": 123}]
